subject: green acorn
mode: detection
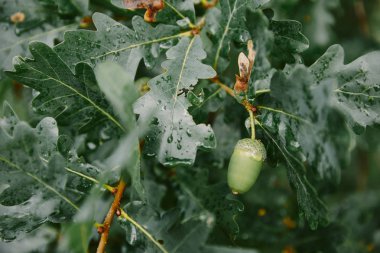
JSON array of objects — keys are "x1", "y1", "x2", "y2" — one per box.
[{"x1": 227, "y1": 138, "x2": 266, "y2": 194}]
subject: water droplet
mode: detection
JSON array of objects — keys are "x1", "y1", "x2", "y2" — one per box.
[
  {"x1": 87, "y1": 142, "x2": 96, "y2": 150},
  {"x1": 167, "y1": 134, "x2": 173, "y2": 143}
]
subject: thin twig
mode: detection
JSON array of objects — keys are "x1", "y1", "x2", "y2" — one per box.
[
  {"x1": 211, "y1": 78, "x2": 235, "y2": 98},
  {"x1": 96, "y1": 180, "x2": 127, "y2": 253}
]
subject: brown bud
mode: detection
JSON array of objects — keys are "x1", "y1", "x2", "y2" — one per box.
[
  {"x1": 97, "y1": 226, "x2": 105, "y2": 234},
  {"x1": 234, "y1": 75, "x2": 248, "y2": 94}
]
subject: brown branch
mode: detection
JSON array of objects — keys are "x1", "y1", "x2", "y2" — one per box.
[
  {"x1": 211, "y1": 77, "x2": 235, "y2": 98},
  {"x1": 96, "y1": 179, "x2": 127, "y2": 253}
]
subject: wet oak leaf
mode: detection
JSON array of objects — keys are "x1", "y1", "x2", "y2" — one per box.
[
  {"x1": 177, "y1": 168, "x2": 244, "y2": 239},
  {"x1": 257, "y1": 65, "x2": 351, "y2": 228},
  {"x1": 0, "y1": 104, "x2": 97, "y2": 241},
  {"x1": 309, "y1": 44, "x2": 380, "y2": 132},
  {"x1": 134, "y1": 36, "x2": 217, "y2": 167},
  {"x1": 6, "y1": 42, "x2": 123, "y2": 136},
  {"x1": 119, "y1": 204, "x2": 213, "y2": 253},
  {"x1": 54, "y1": 12, "x2": 180, "y2": 78}
]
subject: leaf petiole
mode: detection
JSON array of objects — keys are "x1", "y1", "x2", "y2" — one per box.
[
  {"x1": 163, "y1": 0, "x2": 196, "y2": 28},
  {"x1": 119, "y1": 209, "x2": 169, "y2": 253}
]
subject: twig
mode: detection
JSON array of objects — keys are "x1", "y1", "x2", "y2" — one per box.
[
  {"x1": 64, "y1": 168, "x2": 167, "y2": 252},
  {"x1": 96, "y1": 179, "x2": 127, "y2": 253},
  {"x1": 211, "y1": 77, "x2": 235, "y2": 98}
]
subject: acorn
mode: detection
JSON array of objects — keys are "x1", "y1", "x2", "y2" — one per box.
[{"x1": 227, "y1": 138, "x2": 266, "y2": 194}]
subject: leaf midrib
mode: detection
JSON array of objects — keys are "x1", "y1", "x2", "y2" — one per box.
[
  {"x1": 70, "y1": 31, "x2": 188, "y2": 62},
  {"x1": 170, "y1": 37, "x2": 196, "y2": 125}
]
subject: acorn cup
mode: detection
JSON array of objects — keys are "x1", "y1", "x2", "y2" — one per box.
[{"x1": 227, "y1": 138, "x2": 266, "y2": 194}]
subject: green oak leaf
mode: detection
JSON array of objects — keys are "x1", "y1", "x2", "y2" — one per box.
[
  {"x1": 268, "y1": 66, "x2": 352, "y2": 184},
  {"x1": 205, "y1": 0, "x2": 250, "y2": 73},
  {"x1": 119, "y1": 204, "x2": 213, "y2": 253},
  {"x1": 254, "y1": 45, "x2": 379, "y2": 229},
  {"x1": 256, "y1": 65, "x2": 352, "y2": 229},
  {"x1": 6, "y1": 42, "x2": 124, "y2": 136},
  {"x1": 256, "y1": 116, "x2": 329, "y2": 230},
  {"x1": 134, "y1": 36, "x2": 216, "y2": 167},
  {"x1": 54, "y1": 12, "x2": 181, "y2": 78},
  {"x1": 0, "y1": 0, "x2": 77, "y2": 78},
  {"x1": 177, "y1": 167, "x2": 244, "y2": 239},
  {"x1": 0, "y1": 104, "x2": 97, "y2": 241},
  {"x1": 309, "y1": 44, "x2": 380, "y2": 132}
]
